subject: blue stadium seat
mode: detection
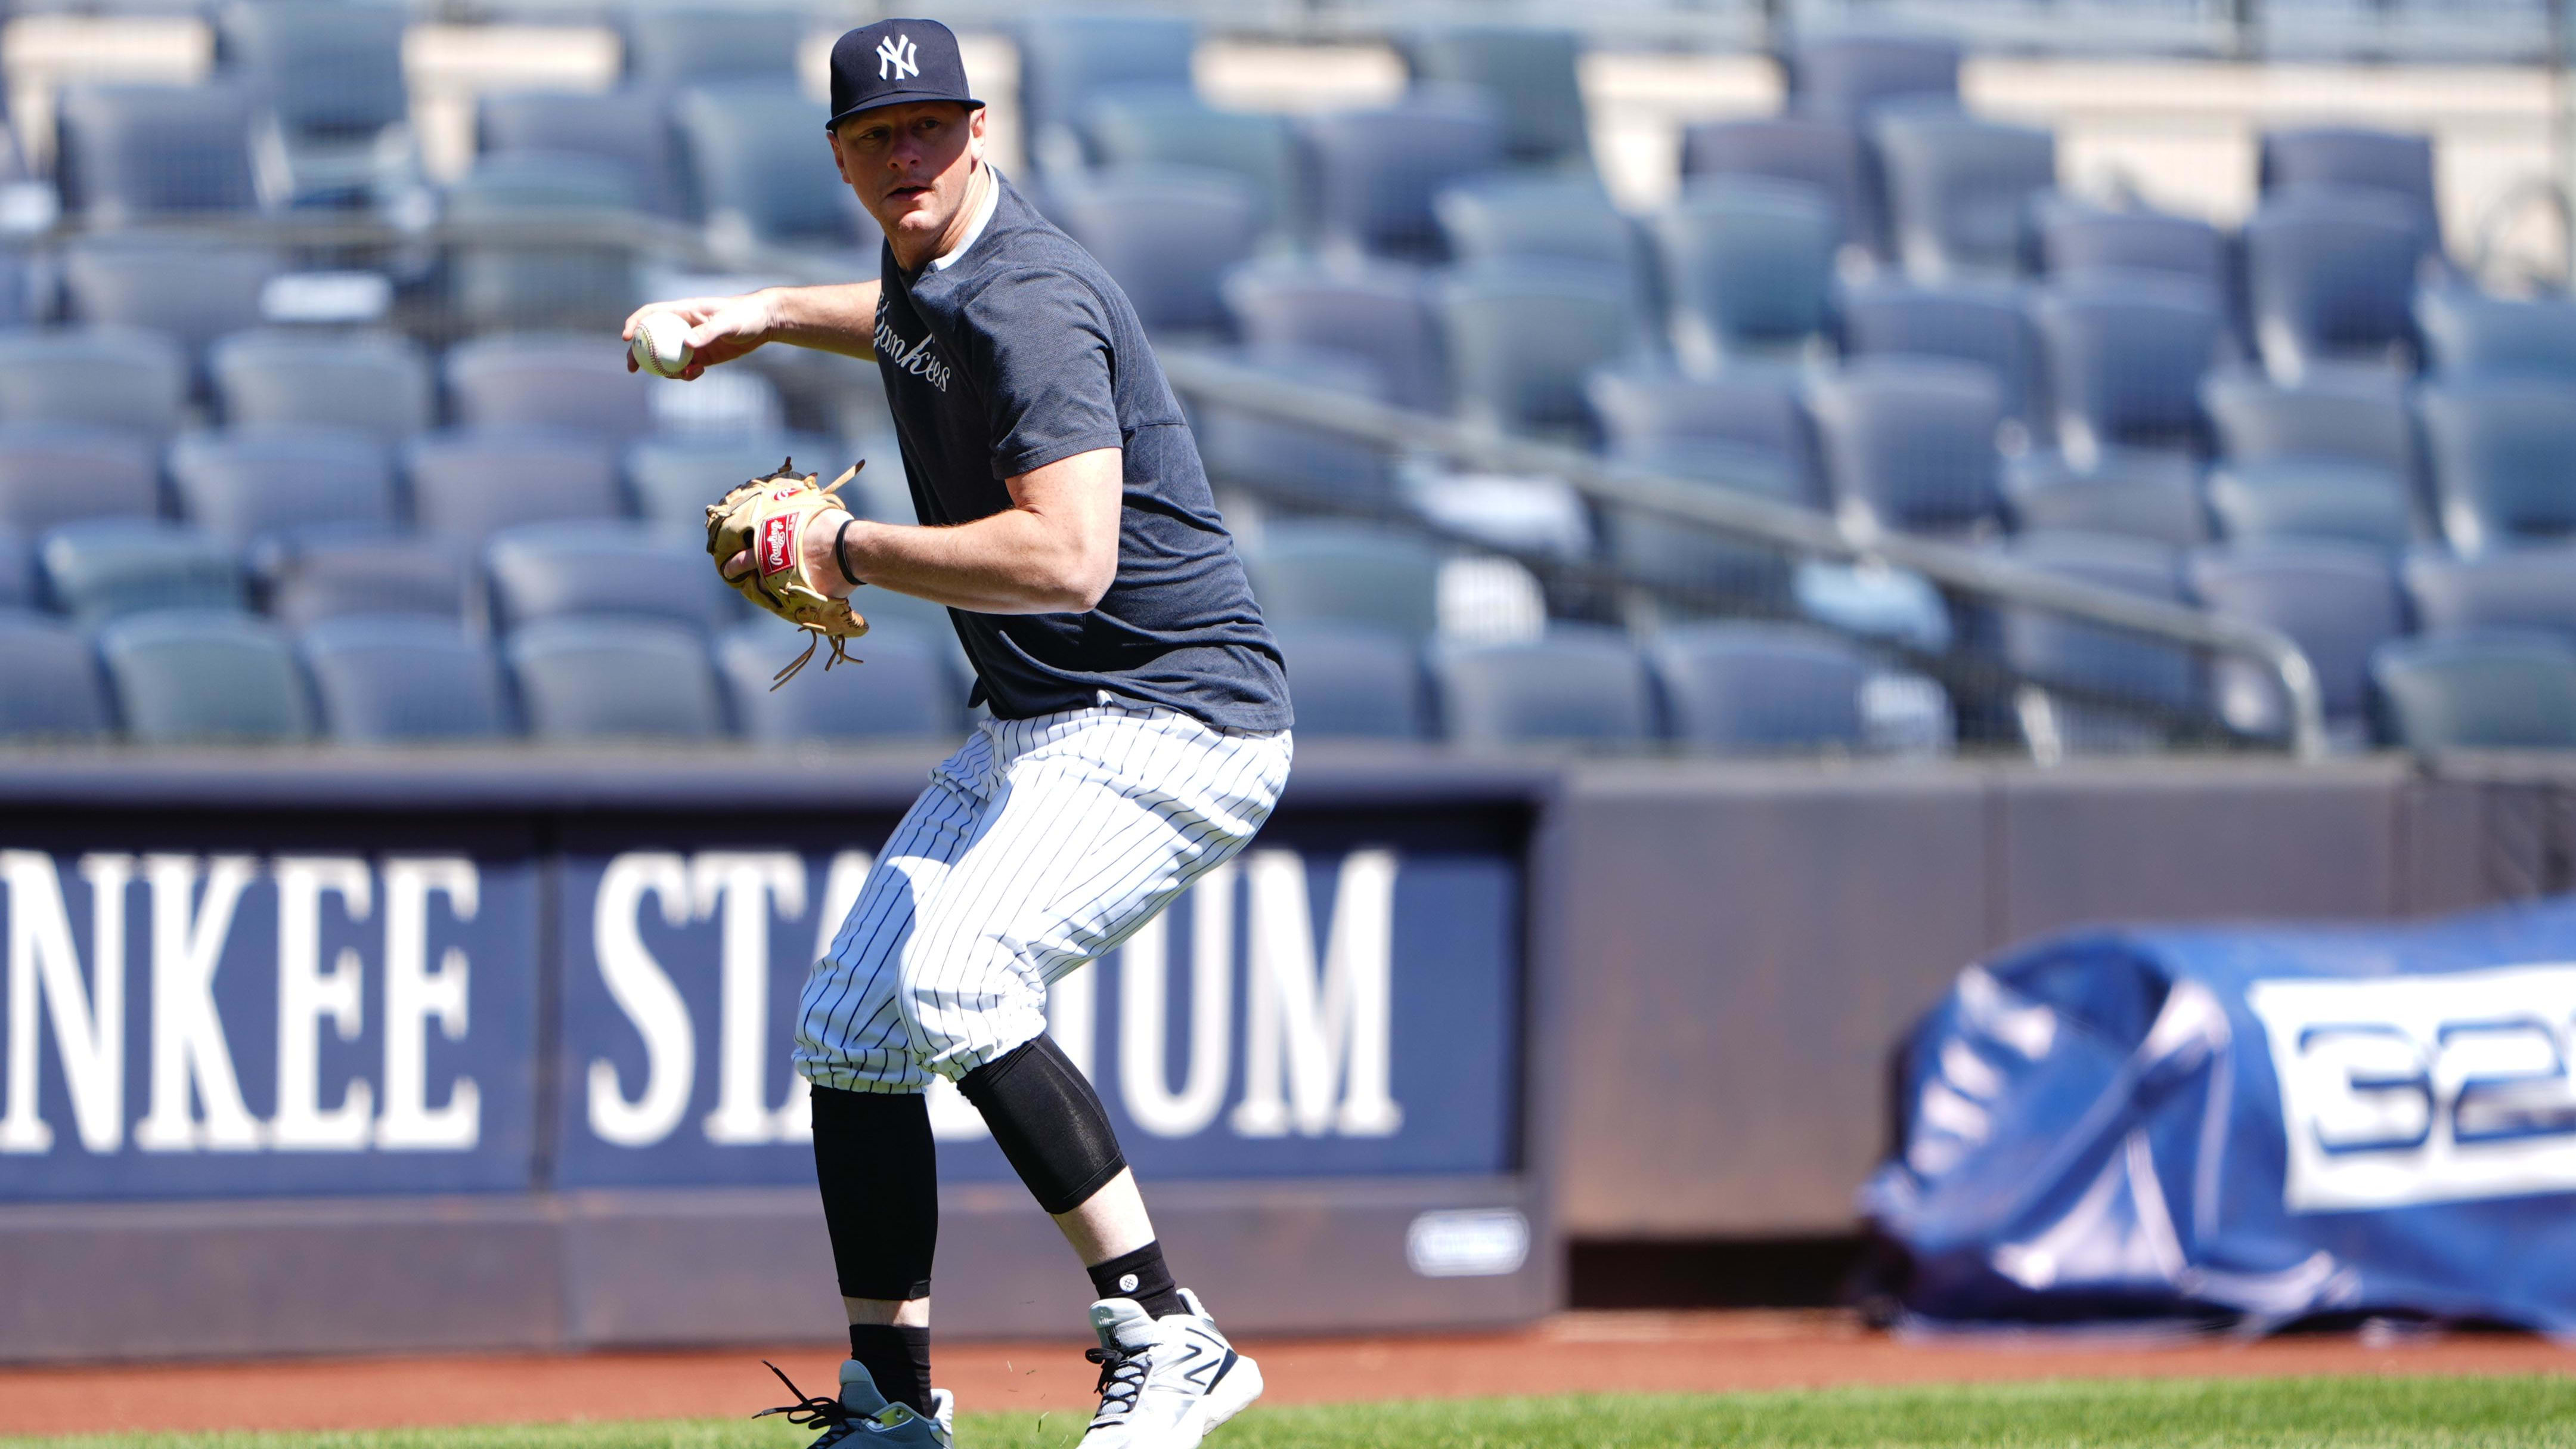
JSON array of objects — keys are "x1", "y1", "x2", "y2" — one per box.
[
  {"x1": 1267, "y1": 622, "x2": 1425, "y2": 740},
  {"x1": 2403, "y1": 546, "x2": 2576, "y2": 644},
  {"x1": 211, "y1": 329, "x2": 435, "y2": 441},
  {"x1": 717, "y1": 618, "x2": 962, "y2": 744},
  {"x1": 98, "y1": 609, "x2": 314, "y2": 744},
  {"x1": 2241, "y1": 190, "x2": 2427, "y2": 381},
  {"x1": 675, "y1": 83, "x2": 880, "y2": 262},
  {"x1": 2414, "y1": 287, "x2": 2576, "y2": 383},
  {"x1": 1585, "y1": 366, "x2": 1819, "y2": 502},
  {"x1": 2204, "y1": 457, "x2": 2417, "y2": 550},
  {"x1": 478, "y1": 89, "x2": 689, "y2": 219},
  {"x1": 1403, "y1": 25, "x2": 1590, "y2": 171},
  {"x1": 1192, "y1": 345, "x2": 1395, "y2": 511},
  {"x1": 1435, "y1": 263, "x2": 1641, "y2": 436},
  {"x1": 2259, "y1": 126, "x2": 2440, "y2": 251},
  {"x1": 39, "y1": 519, "x2": 243, "y2": 626},
  {"x1": 1837, "y1": 280, "x2": 2047, "y2": 434},
  {"x1": 1806, "y1": 358, "x2": 2008, "y2": 538},
  {"x1": 1648, "y1": 621, "x2": 1921, "y2": 754},
  {"x1": 213, "y1": 0, "x2": 410, "y2": 208},
  {"x1": 0, "y1": 423, "x2": 159, "y2": 529},
  {"x1": 1051, "y1": 168, "x2": 1264, "y2": 338},
  {"x1": 1431, "y1": 630, "x2": 1655, "y2": 747},
  {"x1": 2036, "y1": 203, "x2": 2227, "y2": 292},
  {"x1": 1999, "y1": 531, "x2": 2199, "y2": 720},
  {"x1": 445, "y1": 333, "x2": 653, "y2": 442},
  {"x1": 300, "y1": 614, "x2": 513, "y2": 744},
  {"x1": 622, "y1": 6, "x2": 803, "y2": 89},
  {"x1": 2416, "y1": 381, "x2": 2576, "y2": 554},
  {"x1": 0, "y1": 327, "x2": 187, "y2": 438},
  {"x1": 405, "y1": 429, "x2": 623, "y2": 543},
  {"x1": 2369, "y1": 630, "x2": 2576, "y2": 750},
  {"x1": 624, "y1": 434, "x2": 853, "y2": 534},
  {"x1": 1787, "y1": 32, "x2": 1961, "y2": 125},
  {"x1": 2031, "y1": 273, "x2": 2224, "y2": 458},
  {"x1": 1644, "y1": 181, "x2": 1837, "y2": 373},
  {"x1": 55, "y1": 83, "x2": 261, "y2": 225},
  {"x1": 1016, "y1": 14, "x2": 1198, "y2": 153},
  {"x1": 1599, "y1": 436, "x2": 1801, "y2": 603},
  {"x1": 1434, "y1": 172, "x2": 1639, "y2": 289},
  {"x1": 504, "y1": 615, "x2": 728, "y2": 742},
  {"x1": 2199, "y1": 367, "x2": 2415, "y2": 475},
  {"x1": 61, "y1": 239, "x2": 281, "y2": 379},
  {"x1": 2188, "y1": 541, "x2": 2404, "y2": 739},
  {"x1": 1245, "y1": 521, "x2": 1442, "y2": 639},
  {"x1": 442, "y1": 156, "x2": 641, "y2": 332},
  {"x1": 1868, "y1": 110, "x2": 2054, "y2": 283},
  {"x1": 1081, "y1": 94, "x2": 1296, "y2": 233},
  {"x1": 484, "y1": 521, "x2": 735, "y2": 635},
  {"x1": 2004, "y1": 448, "x2": 2209, "y2": 546},
  {"x1": 1298, "y1": 90, "x2": 1508, "y2": 262},
  {"x1": 1222, "y1": 257, "x2": 1447, "y2": 412},
  {"x1": 0, "y1": 609, "x2": 111, "y2": 739},
  {"x1": 169, "y1": 426, "x2": 395, "y2": 547},
  {"x1": 1678, "y1": 117, "x2": 1877, "y2": 257},
  {"x1": 262, "y1": 531, "x2": 468, "y2": 629}
]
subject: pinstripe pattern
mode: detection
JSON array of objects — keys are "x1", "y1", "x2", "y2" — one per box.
[{"x1": 793, "y1": 694, "x2": 1293, "y2": 1094}]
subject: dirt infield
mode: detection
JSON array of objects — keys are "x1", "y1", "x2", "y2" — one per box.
[{"x1": 2, "y1": 1312, "x2": 2569, "y2": 1438}]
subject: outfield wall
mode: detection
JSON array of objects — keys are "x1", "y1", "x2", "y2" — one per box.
[{"x1": 0, "y1": 745, "x2": 2560, "y2": 1361}]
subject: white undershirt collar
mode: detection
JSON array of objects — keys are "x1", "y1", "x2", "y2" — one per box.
[{"x1": 927, "y1": 166, "x2": 1000, "y2": 273}]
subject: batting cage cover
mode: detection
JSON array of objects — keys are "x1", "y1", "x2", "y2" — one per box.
[{"x1": 1862, "y1": 895, "x2": 2576, "y2": 1336}]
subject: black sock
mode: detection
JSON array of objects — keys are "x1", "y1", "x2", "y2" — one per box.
[
  {"x1": 847, "y1": 1323, "x2": 933, "y2": 1417},
  {"x1": 1088, "y1": 1240, "x2": 1186, "y2": 1319}
]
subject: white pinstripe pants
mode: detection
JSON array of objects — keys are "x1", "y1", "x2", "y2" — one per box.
[{"x1": 793, "y1": 695, "x2": 1294, "y2": 1093}]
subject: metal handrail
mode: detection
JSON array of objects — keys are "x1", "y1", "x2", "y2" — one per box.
[{"x1": 1159, "y1": 348, "x2": 2330, "y2": 761}]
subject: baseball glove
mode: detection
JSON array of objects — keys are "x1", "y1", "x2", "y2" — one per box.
[{"x1": 705, "y1": 457, "x2": 870, "y2": 688}]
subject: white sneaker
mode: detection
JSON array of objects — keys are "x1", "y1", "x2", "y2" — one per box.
[
  {"x1": 1077, "y1": 1290, "x2": 1264, "y2": 1449},
  {"x1": 755, "y1": 1359, "x2": 953, "y2": 1449}
]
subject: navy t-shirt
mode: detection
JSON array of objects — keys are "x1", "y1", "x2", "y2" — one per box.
[{"x1": 870, "y1": 169, "x2": 1292, "y2": 731}]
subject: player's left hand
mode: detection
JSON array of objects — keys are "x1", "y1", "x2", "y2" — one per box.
[{"x1": 706, "y1": 459, "x2": 871, "y2": 686}]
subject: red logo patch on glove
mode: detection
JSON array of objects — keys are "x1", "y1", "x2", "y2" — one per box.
[{"x1": 760, "y1": 515, "x2": 798, "y2": 577}]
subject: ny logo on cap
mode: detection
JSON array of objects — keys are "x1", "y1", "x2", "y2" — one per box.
[{"x1": 876, "y1": 33, "x2": 919, "y2": 80}]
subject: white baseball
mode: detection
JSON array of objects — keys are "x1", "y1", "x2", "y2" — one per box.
[{"x1": 631, "y1": 311, "x2": 694, "y2": 379}]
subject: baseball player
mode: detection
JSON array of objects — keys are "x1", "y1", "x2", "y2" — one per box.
[{"x1": 622, "y1": 17, "x2": 1292, "y2": 1449}]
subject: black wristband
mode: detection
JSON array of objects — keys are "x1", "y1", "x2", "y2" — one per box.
[{"x1": 833, "y1": 516, "x2": 862, "y2": 587}]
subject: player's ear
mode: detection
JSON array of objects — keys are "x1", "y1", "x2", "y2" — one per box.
[{"x1": 968, "y1": 104, "x2": 988, "y2": 157}]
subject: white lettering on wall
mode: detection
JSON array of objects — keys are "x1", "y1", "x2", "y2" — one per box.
[
  {"x1": 587, "y1": 853, "x2": 695, "y2": 1148},
  {"x1": 1120, "y1": 863, "x2": 1236, "y2": 1139},
  {"x1": 1232, "y1": 850, "x2": 1403, "y2": 1139},
  {"x1": 271, "y1": 857, "x2": 373, "y2": 1151},
  {"x1": 135, "y1": 855, "x2": 262, "y2": 1152},
  {"x1": 696, "y1": 852, "x2": 805, "y2": 1146},
  {"x1": 377, "y1": 857, "x2": 479, "y2": 1150},
  {"x1": 0, "y1": 852, "x2": 131, "y2": 1153}
]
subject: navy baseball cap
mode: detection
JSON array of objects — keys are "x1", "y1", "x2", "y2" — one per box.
[{"x1": 827, "y1": 18, "x2": 984, "y2": 132}]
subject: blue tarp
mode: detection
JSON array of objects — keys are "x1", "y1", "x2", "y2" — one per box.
[{"x1": 1864, "y1": 896, "x2": 2576, "y2": 1335}]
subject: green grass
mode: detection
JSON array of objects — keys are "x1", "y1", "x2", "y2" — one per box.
[{"x1": 13, "y1": 1376, "x2": 2576, "y2": 1449}]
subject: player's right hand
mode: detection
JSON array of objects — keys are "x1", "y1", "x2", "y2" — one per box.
[{"x1": 621, "y1": 293, "x2": 777, "y2": 380}]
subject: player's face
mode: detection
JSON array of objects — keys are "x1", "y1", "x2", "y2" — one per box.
[{"x1": 830, "y1": 101, "x2": 986, "y2": 262}]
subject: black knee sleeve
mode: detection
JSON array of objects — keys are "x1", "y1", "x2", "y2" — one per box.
[
  {"x1": 811, "y1": 1086, "x2": 939, "y2": 1301},
  {"x1": 956, "y1": 1034, "x2": 1129, "y2": 1216}
]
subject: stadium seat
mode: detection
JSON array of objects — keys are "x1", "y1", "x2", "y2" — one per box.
[
  {"x1": 1245, "y1": 521, "x2": 1442, "y2": 639},
  {"x1": 405, "y1": 429, "x2": 624, "y2": 543},
  {"x1": 1837, "y1": 280, "x2": 2047, "y2": 435},
  {"x1": 1599, "y1": 436, "x2": 1801, "y2": 604},
  {"x1": 2188, "y1": 542, "x2": 2405, "y2": 739},
  {"x1": 2004, "y1": 449, "x2": 2210, "y2": 546},
  {"x1": 1431, "y1": 630, "x2": 1656, "y2": 747},
  {"x1": 2369, "y1": 630, "x2": 2576, "y2": 750},
  {"x1": 1265, "y1": 622, "x2": 1426, "y2": 739},
  {"x1": 1298, "y1": 90, "x2": 1508, "y2": 262},
  {"x1": 169, "y1": 426, "x2": 396, "y2": 546},
  {"x1": 0, "y1": 327, "x2": 187, "y2": 438},
  {"x1": 441, "y1": 155, "x2": 642, "y2": 332},
  {"x1": 60, "y1": 239, "x2": 281, "y2": 379},
  {"x1": 2031, "y1": 274, "x2": 2224, "y2": 459},
  {"x1": 0, "y1": 423, "x2": 159, "y2": 529},
  {"x1": 2036, "y1": 203, "x2": 2227, "y2": 292},
  {"x1": 477, "y1": 90, "x2": 689, "y2": 219},
  {"x1": 504, "y1": 615, "x2": 729, "y2": 742},
  {"x1": 2203, "y1": 457, "x2": 2417, "y2": 550},
  {"x1": 625, "y1": 434, "x2": 853, "y2": 534},
  {"x1": 1050, "y1": 169, "x2": 1264, "y2": 338},
  {"x1": 2259, "y1": 126, "x2": 2440, "y2": 250},
  {"x1": 2414, "y1": 287, "x2": 2576, "y2": 382},
  {"x1": 1016, "y1": 14, "x2": 1198, "y2": 154},
  {"x1": 1403, "y1": 25, "x2": 1591, "y2": 171},
  {"x1": 1192, "y1": 345, "x2": 1396, "y2": 511},
  {"x1": 2416, "y1": 382, "x2": 2576, "y2": 554},
  {"x1": 2240, "y1": 190, "x2": 2427, "y2": 381},
  {"x1": 1806, "y1": 358, "x2": 2010, "y2": 539},
  {"x1": 213, "y1": 0, "x2": 411, "y2": 208},
  {"x1": 1644, "y1": 181, "x2": 1837, "y2": 373},
  {"x1": 54, "y1": 83, "x2": 262, "y2": 225},
  {"x1": 1585, "y1": 366, "x2": 1820, "y2": 502},
  {"x1": 0, "y1": 609, "x2": 112, "y2": 739},
  {"x1": 1435, "y1": 264, "x2": 1641, "y2": 437},
  {"x1": 675, "y1": 84, "x2": 881, "y2": 262},
  {"x1": 300, "y1": 614, "x2": 513, "y2": 744},
  {"x1": 97, "y1": 609, "x2": 314, "y2": 744},
  {"x1": 2403, "y1": 546, "x2": 2576, "y2": 643},
  {"x1": 1787, "y1": 32, "x2": 1962, "y2": 125},
  {"x1": 1998, "y1": 532, "x2": 2200, "y2": 747},
  {"x1": 1868, "y1": 110, "x2": 2055, "y2": 283},
  {"x1": 1081, "y1": 95, "x2": 1297, "y2": 234},
  {"x1": 622, "y1": 6, "x2": 804, "y2": 89},
  {"x1": 483, "y1": 521, "x2": 736, "y2": 635},
  {"x1": 210, "y1": 329, "x2": 435, "y2": 441},
  {"x1": 2199, "y1": 368, "x2": 2416, "y2": 475},
  {"x1": 445, "y1": 333, "x2": 653, "y2": 442},
  {"x1": 39, "y1": 519, "x2": 244, "y2": 625},
  {"x1": 1434, "y1": 172, "x2": 1640, "y2": 290},
  {"x1": 717, "y1": 618, "x2": 962, "y2": 744},
  {"x1": 1677, "y1": 117, "x2": 1878, "y2": 257},
  {"x1": 1222, "y1": 257, "x2": 1447, "y2": 413},
  {"x1": 262, "y1": 531, "x2": 469, "y2": 629},
  {"x1": 1648, "y1": 621, "x2": 1924, "y2": 754}
]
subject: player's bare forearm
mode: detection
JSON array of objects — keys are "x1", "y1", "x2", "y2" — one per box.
[
  {"x1": 620, "y1": 281, "x2": 882, "y2": 379},
  {"x1": 808, "y1": 447, "x2": 1123, "y2": 614}
]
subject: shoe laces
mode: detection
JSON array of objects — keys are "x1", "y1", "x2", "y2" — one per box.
[
  {"x1": 753, "y1": 1361, "x2": 862, "y2": 1446},
  {"x1": 1086, "y1": 1343, "x2": 1147, "y2": 1424}
]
